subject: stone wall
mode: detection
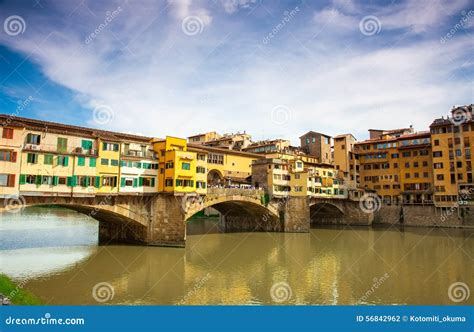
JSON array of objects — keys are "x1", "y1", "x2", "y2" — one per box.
[
  {"x1": 148, "y1": 194, "x2": 186, "y2": 247},
  {"x1": 283, "y1": 196, "x2": 310, "y2": 232},
  {"x1": 373, "y1": 204, "x2": 474, "y2": 228}
]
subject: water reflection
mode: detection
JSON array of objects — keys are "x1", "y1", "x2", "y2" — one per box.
[{"x1": 0, "y1": 207, "x2": 473, "y2": 305}]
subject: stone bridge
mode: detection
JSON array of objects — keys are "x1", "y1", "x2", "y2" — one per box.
[{"x1": 0, "y1": 189, "x2": 371, "y2": 247}]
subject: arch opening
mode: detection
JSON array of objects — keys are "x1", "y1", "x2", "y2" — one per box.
[
  {"x1": 185, "y1": 199, "x2": 281, "y2": 235},
  {"x1": 310, "y1": 202, "x2": 344, "y2": 226},
  {"x1": 207, "y1": 169, "x2": 224, "y2": 187}
]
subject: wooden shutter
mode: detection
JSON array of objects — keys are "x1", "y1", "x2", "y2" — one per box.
[{"x1": 7, "y1": 174, "x2": 15, "y2": 187}]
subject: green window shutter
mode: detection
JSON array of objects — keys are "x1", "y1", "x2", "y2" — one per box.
[
  {"x1": 27, "y1": 153, "x2": 33, "y2": 163},
  {"x1": 44, "y1": 154, "x2": 53, "y2": 165},
  {"x1": 120, "y1": 160, "x2": 126, "y2": 167},
  {"x1": 81, "y1": 140, "x2": 93, "y2": 150},
  {"x1": 19, "y1": 174, "x2": 26, "y2": 184},
  {"x1": 137, "y1": 162, "x2": 142, "y2": 169},
  {"x1": 53, "y1": 176, "x2": 59, "y2": 186},
  {"x1": 128, "y1": 161, "x2": 132, "y2": 167},
  {"x1": 151, "y1": 178, "x2": 155, "y2": 187},
  {"x1": 89, "y1": 158, "x2": 96, "y2": 167},
  {"x1": 64, "y1": 156, "x2": 69, "y2": 167},
  {"x1": 95, "y1": 176, "x2": 101, "y2": 188},
  {"x1": 72, "y1": 175, "x2": 77, "y2": 187},
  {"x1": 133, "y1": 178, "x2": 138, "y2": 187},
  {"x1": 35, "y1": 175, "x2": 42, "y2": 185},
  {"x1": 138, "y1": 177, "x2": 143, "y2": 186},
  {"x1": 120, "y1": 178, "x2": 126, "y2": 187},
  {"x1": 78, "y1": 156, "x2": 85, "y2": 166}
]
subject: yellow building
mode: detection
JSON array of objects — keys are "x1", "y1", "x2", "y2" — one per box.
[
  {"x1": 430, "y1": 105, "x2": 473, "y2": 208},
  {"x1": 153, "y1": 137, "x2": 197, "y2": 194},
  {"x1": 354, "y1": 130, "x2": 432, "y2": 204}
]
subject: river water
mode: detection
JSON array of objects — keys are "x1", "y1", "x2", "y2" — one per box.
[{"x1": 0, "y1": 207, "x2": 472, "y2": 305}]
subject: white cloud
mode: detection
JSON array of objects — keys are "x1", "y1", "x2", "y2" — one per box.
[
  {"x1": 220, "y1": 0, "x2": 258, "y2": 14},
  {"x1": 0, "y1": 0, "x2": 472, "y2": 145}
]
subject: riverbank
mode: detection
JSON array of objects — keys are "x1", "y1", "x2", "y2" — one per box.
[{"x1": 0, "y1": 274, "x2": 42, "y2": 305}]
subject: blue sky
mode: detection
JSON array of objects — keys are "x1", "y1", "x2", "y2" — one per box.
[{"x1": 0, "y1": 0, "x2": 473, "y2": 143}]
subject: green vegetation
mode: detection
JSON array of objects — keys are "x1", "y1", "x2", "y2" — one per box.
[{"x1": 0, "y1": 274, "x2": 42, "y2": 305}]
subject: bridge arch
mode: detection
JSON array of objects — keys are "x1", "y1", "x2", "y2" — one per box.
[
  {"x1": 0, "y1": 196, "x2": 151, "y2": 245},
  {"x1": 310, "y1": 201, "x2": 344, "y2": 225},
  {"x1": 182, "y1": 189, "x2": 281, "y2": 233}
]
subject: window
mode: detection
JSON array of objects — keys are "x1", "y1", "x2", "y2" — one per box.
[
  {"x1": 196, "y1": 166, "x2": 206, "y2": 173},
  {"x1": 57, "y1": 156, "x2": 69, "y2": 166},
  {"x1": 77, "y1": 156, "x2": 85, "y2": 166},
  {"x1": 391, "y1": 153, "x2": 399, "y2": 158},
  {"x1": 27, "y1": 153, "x2": 38, "y2": 164},
  {"x1": 0, "y1": 150, "x2": 16, "y2": 162},
  {"x1": 26, "y1": 175, "x2": 36, "y2": 184},
  {"x1": 89, "y1": 158, "x2": 96, "y2": 167},
  {"x1": 0, "y1": 174, "x2": 16, "y2": 187},
  {"x1": 102, "y1": 176, "x2": 117, "y2": 187},
  {"x1": 44, "y1": 154, "x2": 53, "y2": 165},
  {"x1": 101, "y1": 158, "x2": 109, "y2": 166},
  {"x1": 26, "y1": 133, "x2": 40, "y2": 144},
  {"x1": 111, "y1": 159, "x2": 119, "y2": 166},
  {"x1": 433, "y1": 151, "x2": 443, "y2": 158},
  {"x1": 102, "y1": 142, "x2": 119, "y2": 151},
  {"x1": 165, "y1": 161, "x2": 174, "y2": 169},
  {"x1": 402, "y1": 152, "x2": 411, "y2": 157},
  {"x1": 165, "y1": 179, "x2": 173, "y2": 187},
  {"x1": 57, "y1": 137, "x2": 68, "y2": 153},
  {"x1": 140, "y1": 177, "x2": 155, "y2": 187},
  {"x1": 182, "y1": 162, "x2": 191, "y2": 170},
  {"x1": 208, "y1": 153, "x2": 224, "y2": 165},
  {"x1": 2, "y1": 128, "x2": 14, "y2": 139},
  {"x1": 434, "y1": 139, "x2": 439, "y2": 146},
  {"x1": 81, "y1": 140, "x2": 93, "y2": 150},
  {"x1": 434, "y1": 162, "x2": 443, "y2": 169},
  {"x1": 58, "y1": 177, "x2": 67, "y2": 185},
  {"x1": 0, "y1": 174, "x2": 9, "y2": 186},
  {"x1": 41, "y1": 176, "x2": 53, "y2": 185},
  {"x1": 196, "y1": 181, "x2": 206, "y2": 189}
]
